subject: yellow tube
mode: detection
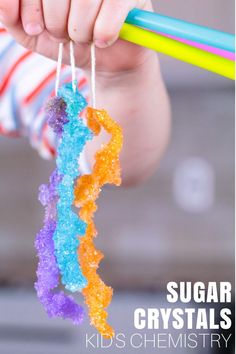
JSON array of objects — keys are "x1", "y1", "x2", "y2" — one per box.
[{"x1": 119, "y1": 23, "x2": 235, "y2": 80}]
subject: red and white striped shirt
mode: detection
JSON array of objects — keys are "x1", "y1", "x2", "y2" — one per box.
[{"x1": 0, "y1": 27, "x2": 89, "y2": 164}]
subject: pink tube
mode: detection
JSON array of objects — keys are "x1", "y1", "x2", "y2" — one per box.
[{"x1": 164, "y1": 33, "x2": 235, "y2": 61}]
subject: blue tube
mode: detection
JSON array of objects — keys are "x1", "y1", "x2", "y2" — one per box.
[{"x1": 126, "y1": 9, "x2": 235, "y2": 53}]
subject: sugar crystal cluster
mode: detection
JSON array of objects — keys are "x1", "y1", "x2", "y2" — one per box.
[
  {"x1": 35, "y1": 164, "x2": 84, "y2": 323},
  {"x1": 53, "y1": 83, "x2": 93, "y2": 292},
  {"x1": 45, "y1": 96, "x2": 68, "y2": 135},
  {"x1": 74, "y1": 107, "x2": 123, "y2": 338},
  {"x1": 35, "y1": 83, "x2": 123, "y2": 338}
]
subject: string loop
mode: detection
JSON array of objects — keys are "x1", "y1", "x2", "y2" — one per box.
[
  {"x1": 70, "y1": 41, "x2": 77, "y2": 93},
  {"x1": 55, "y1": 43, "x2": 63, "y2": 96},
  {"x1": 55, "y1": 41, "x2": 77, "y2": 95}
]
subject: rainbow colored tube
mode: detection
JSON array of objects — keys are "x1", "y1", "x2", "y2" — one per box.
[
  {"x1": 126, "y1": 9, "x2": 235, "y2": 53},
  {"x1": 119, "y1": 24, "x2": 235, "y2": 80}
]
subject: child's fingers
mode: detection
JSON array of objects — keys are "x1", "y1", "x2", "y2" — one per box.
[
  {"x1": 42, "y1": 0, "x2": 70, "y2": 40},
  {"x1": 21, "y1": 0, "x2": 44, "y2": 36},
  {"x1": 68, "y1": 0, "x2": 102, "y2": 44},
  {"x1": 0, "y1": 0, "x2": 19, "y2": 26},
  {"x1": 93, "y1": 0, "x2": 147, "y2": 48}
]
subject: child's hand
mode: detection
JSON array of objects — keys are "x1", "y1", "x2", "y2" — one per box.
[
  {"x1": 0, "y1": 0, "x2": 153, "y2": 74},
  {"x1": 0, "y1": 0, "x2": 170, "y2": 186}
]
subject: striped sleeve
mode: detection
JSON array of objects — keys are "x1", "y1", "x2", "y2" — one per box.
[{"x1": 0, "y1": 27, "x2": 90, "y2": 162}]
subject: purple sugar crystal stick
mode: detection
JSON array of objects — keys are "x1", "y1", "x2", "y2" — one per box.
[{"x1": 34, "y1": 96, "x2": 85, "y2": 324}]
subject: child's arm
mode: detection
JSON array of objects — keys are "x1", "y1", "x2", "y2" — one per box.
[
  {"x1": 0, "y1": 0, "x2": 171, "y2": 185},
  {"x1": 0, "y1": 28, "x2": 90, "y2": 165}
]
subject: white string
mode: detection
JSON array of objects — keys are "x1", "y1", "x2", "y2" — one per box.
[
  {"x1": 55, "y1": 43, "x2": 63, "y2": 96},
  {"x1": 70, "y1": 41, "x2": 76, "y2": 93},
  {"x1": 90, "y1": 43, "x2": 96, "y2": 108}
]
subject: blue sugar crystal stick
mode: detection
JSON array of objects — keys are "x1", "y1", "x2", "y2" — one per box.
[{"x1": 53, "y1": 82, "x2": 93, "y2": 292}]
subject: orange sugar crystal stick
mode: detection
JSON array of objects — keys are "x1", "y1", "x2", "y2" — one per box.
[{"x1": 74, "y1": 107, "x2": 123, "y2": 338}]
